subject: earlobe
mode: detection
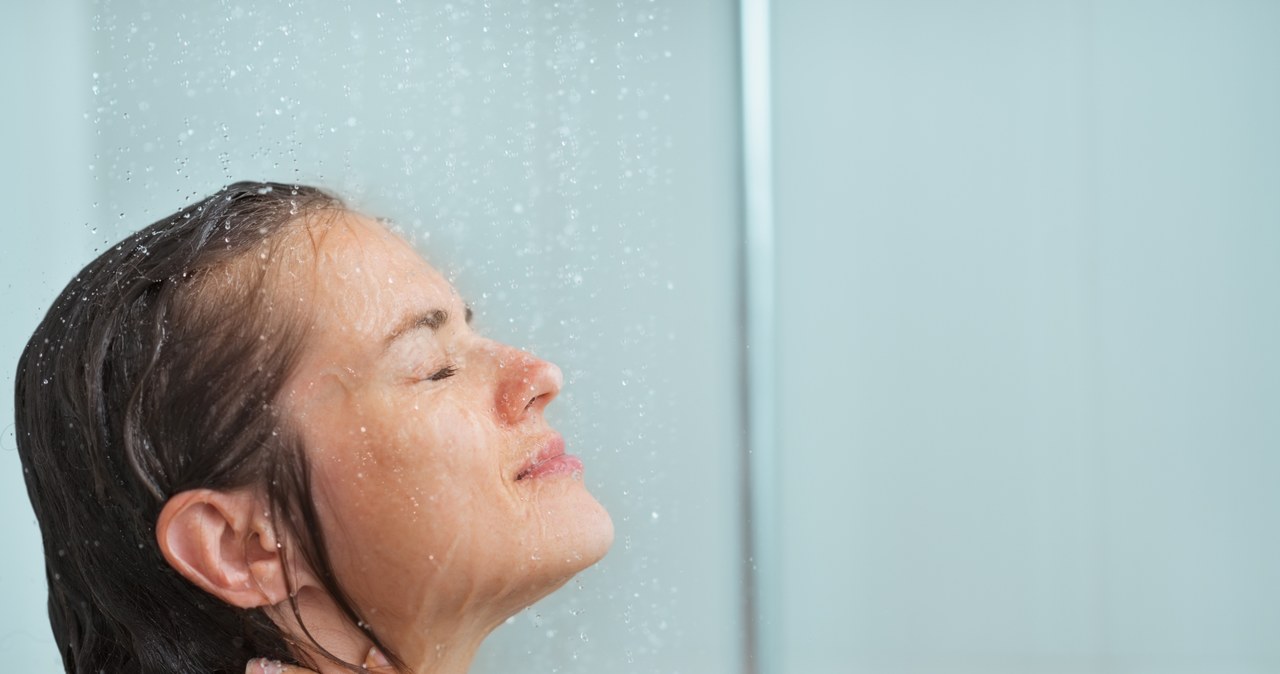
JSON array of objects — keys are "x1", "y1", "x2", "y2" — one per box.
[{"x1": 156, "y1": 489, "x2": 290, "y2": 608}]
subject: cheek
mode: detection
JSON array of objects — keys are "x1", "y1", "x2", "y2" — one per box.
[
  {"x1": 385, "y1": 398, "x2": 494, "y2": 482},
  {"x1": 314, "y1": 397, "x2": 502, "y2": 527}
]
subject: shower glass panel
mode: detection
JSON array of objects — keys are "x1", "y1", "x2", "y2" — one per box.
[{"x1": 0, "y1": 2, "x2": 745, "y2": 672}]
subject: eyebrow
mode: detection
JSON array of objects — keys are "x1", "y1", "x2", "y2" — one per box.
[{"x1": 383, "y1": 305, "x2": 473, "y2": 350}]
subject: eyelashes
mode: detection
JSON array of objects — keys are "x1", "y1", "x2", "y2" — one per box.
[{"x1": 424, "y1": 365, "x2": 458, "y2": 382}]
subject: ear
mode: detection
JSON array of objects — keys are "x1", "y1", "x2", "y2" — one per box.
[{"x1": 156, "y1": 488, "x2": 299, "y2": 608}]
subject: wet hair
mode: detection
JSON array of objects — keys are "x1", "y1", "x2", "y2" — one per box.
[{"x1": 15, "y1": 182, "x2": 404, "y2": 673}]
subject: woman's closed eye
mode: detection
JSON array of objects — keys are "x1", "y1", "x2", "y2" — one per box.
[{"x1": 423, "y1": 365, "x2": 458, "y2": 382}]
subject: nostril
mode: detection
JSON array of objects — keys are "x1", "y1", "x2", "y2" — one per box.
[{"x1": 525, "y1": 390, "x2": 549, "y2": 412}]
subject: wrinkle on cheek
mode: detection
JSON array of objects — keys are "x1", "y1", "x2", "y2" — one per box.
[
  {"x1": 284, "y1": 366, "x2": 363, "y2": 423},
  {"x1": 319, "y1": 367, "x2": 362, "y2": 399}
]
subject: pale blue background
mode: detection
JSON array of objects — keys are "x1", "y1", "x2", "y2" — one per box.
[
  {"x1": 772, "y1": 2, "x2": 1280, "y2": 672},
  {"x1": 3, "y1": 1, "x2": 1278, "y2": 672}
]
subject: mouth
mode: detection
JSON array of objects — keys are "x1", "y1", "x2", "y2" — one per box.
[{"x1": 515, "y1": 432, "x2": 584, "y2": 481}]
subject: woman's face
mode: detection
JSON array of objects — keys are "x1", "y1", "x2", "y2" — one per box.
[{"x1": 279, "y1": 214, "x2": 613, "y2": 648}]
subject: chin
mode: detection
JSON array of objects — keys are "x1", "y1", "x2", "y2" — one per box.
[
  {"x1": 517, "y1": 483, "x2": 614, "y2": 598},
  {"x1": 574, "y1": 492, "x2": 615, "y2": 567},
  {"x1": 522, "y1": 522, "x2": 612, "y2": 614},
  {"x1": 556, "y1": 483, "x2": 615, "y2": 567}
]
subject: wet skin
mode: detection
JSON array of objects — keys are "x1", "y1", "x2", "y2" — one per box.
[{"x1": 274, "y1": 215, "x2": 613, "y2": 672}]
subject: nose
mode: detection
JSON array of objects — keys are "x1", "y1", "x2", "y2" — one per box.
[{"x1": 493, "y1": 346, "x2": 563, "y2": 426}]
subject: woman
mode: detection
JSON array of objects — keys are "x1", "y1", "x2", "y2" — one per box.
[{"x1": 14, "y1": 182, "x2": 614, "y2": 673}]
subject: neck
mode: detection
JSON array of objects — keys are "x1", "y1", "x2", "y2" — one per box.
[
  {"x1": 386, "y1": 624, "x2": 490, "y2": 674},
  {"x1": 270, "y1": 587, "x2": 501, "y2": 674}
]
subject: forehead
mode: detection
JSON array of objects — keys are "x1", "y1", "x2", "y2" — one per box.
[{"x1": 298, "y1": 213, "x2": 457, "y2": 343}]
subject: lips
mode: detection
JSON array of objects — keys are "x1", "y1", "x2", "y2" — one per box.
[{"x1": 515, "y1": 433, "x2": 584, "y2": 481}]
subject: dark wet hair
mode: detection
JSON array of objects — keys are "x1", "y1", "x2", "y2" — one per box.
[{"x1": 15, "y1": 182, "x2": 404, "y2": 673}]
